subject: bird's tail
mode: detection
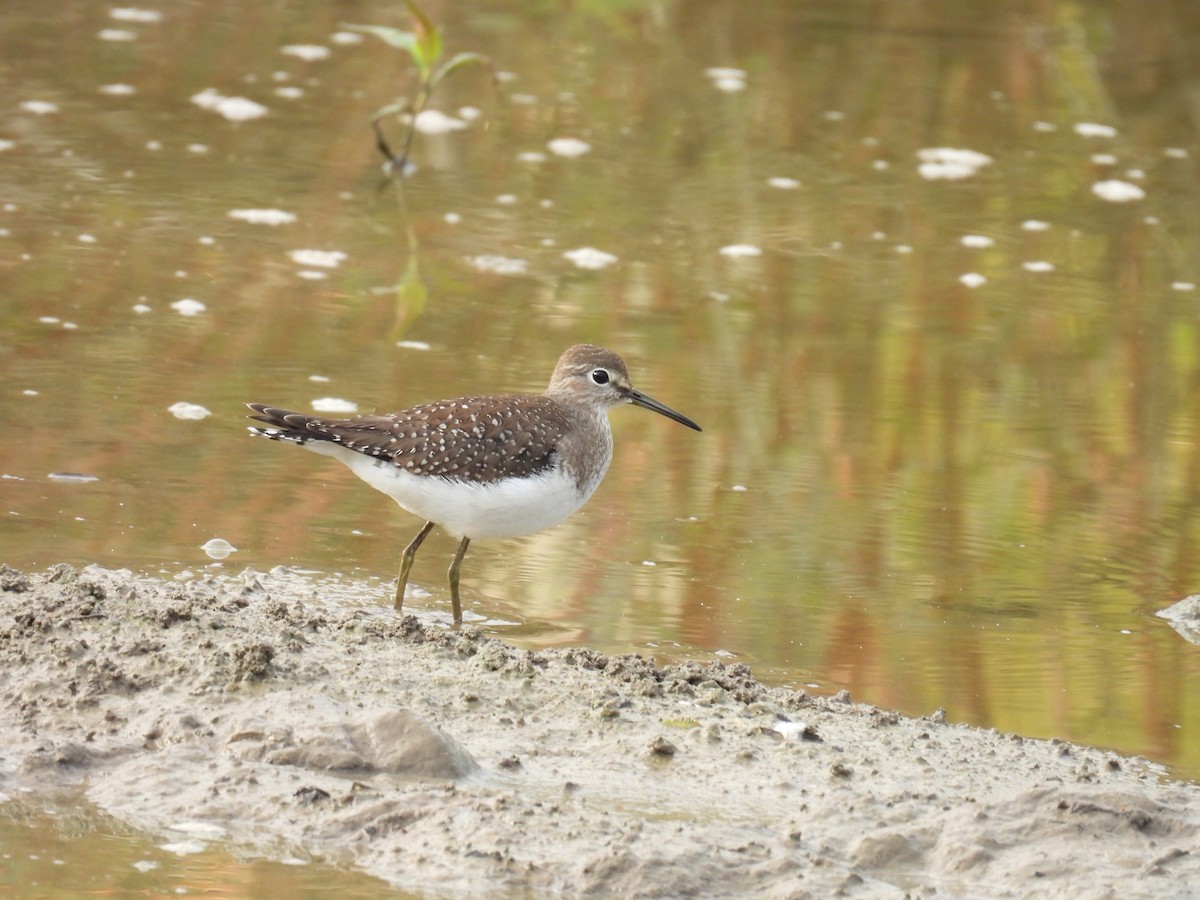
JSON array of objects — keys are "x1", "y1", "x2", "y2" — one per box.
[{"x1": 245, "y1": 404, "x2": 327, "y2": 445}]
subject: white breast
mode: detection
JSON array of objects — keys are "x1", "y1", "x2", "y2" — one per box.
[{"x1": 303, "y1": 442, "x2": 603, "y2": 539}]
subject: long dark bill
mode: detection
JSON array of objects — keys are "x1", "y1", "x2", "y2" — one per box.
[{"x1": 628, "y1": 389, "x2": 702, "y2": 432}]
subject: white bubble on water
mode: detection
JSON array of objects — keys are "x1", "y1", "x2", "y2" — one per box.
[
  {"x1": 168, "y1": 402, "x2": 211, "y2": 421},
  {"x1": 311, "y1": 398, "x2": 358, "y2": 413},
  {"x1": 547, "y1": 137, "x2": 591, "y2": 158},
  {"x1": 229, "y1": 209, "x2": 296, "y2": 226},
  {"x1": 468, "y1": 255, "x2": 528, "y2": 276},
  {"x1": 916, "y1": 147, "x2": 992, "y2": 180},
  {"x1": 705, "y1": 67, "x2": 747, "y2": 93},
  {"x1": 200, "y1": 538, "x2": 237, "y2": 560},
  {"x1": 719, "y1": 244, "x2": 762, "y2": 258},
  {"x1": 191, "y1": 88, "x2": 267, "y2": 122},
  {"x1": 1092, "y1": 180, "x2": 1145, "y2": 202},
  {"x1": 961, "y1": 235, "x2": 994, "y2": 248},
  {"x1": 415, "y1": 110, "x2": 467, "y2": 134},
  {"x1": 19, "y1": 100, "x2": 58, "y2": 115},
  {"x1": 288, "y1": 249, "x2": 346, "y2": 268},
  {"x1": 170, "y1": 298, "x2": 206, "y2": 316},
  {"x1": 110, "y1": 8, "x2": 164, "y2": 23},
  {"x1": 563, "y1": 247, "x2": 618, "y2": 270},
  {"x1": 281, "y1": 44, "x2": 330, "y2": 62},
  {"x1": 1074, "y1": 122, "x2": 1118, "y2": 138},
  {"x1": 48, "y1": 472, "x2": 99, "y2": 483}
]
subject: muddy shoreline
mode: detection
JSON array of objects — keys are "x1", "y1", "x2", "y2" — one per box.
[{"x1": 0, "y1": 563, "x2": 1196, "y2": 897}]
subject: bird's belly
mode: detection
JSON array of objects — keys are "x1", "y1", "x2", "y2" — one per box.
[{"x1": 306, "y1": 443, "x2": 593, "y2": 539}]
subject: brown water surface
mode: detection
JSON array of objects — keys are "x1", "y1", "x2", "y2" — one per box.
[
  {"x1": 2, "y1": 3, "x2": 1200, "y2": 871},
  {"x1": 0, "y1": 801, "x2": 404, "y2": 897}
]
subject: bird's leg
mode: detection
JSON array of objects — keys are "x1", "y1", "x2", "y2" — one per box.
[
  {"x1": 447, "y1": 536, "x2": 471, "y2": 626},
  {"x1": 394, "y1": 520, "x2": 435, "y2": 612}
]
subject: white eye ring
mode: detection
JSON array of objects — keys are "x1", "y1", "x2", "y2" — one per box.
[{"x1": 590, "y1": 369, "x2": 611, "y2": 385}]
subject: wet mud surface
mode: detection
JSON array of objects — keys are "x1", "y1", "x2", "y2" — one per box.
[{"x1": 0, "y1": 564, "x2": 1196, "y2": 897}]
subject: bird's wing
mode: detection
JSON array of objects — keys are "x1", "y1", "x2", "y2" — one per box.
[{"x1": 247, "y1": 396, "x2": 572, "y2": 484}]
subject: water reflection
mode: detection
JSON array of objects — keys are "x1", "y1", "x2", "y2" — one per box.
[
  {"x1": 1, "y1": 0, "x2": 1199, "y2": 797},
  {"x1": 0, "y1": 801, "x2": 406, "y2": 898}
]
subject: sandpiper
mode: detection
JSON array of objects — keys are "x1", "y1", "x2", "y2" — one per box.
[{"x1": 247, "y1": 344, "x2": 701, "y2": 624}]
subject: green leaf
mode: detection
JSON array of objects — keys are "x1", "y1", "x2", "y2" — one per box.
[
  {"x1": 391, "y1": 253, "x2": 427, "y2": 339},
  {"x1": 400, "y1": 0, "x2": 442, "y2": 73},
  {"x1": 430, "y1": 52, "x2": 489, "y2": 90},
  {"x1": 369, "y1": 98, "x2": 411, "y2": 124}
]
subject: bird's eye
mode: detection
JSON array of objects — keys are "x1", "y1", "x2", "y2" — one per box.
[{"x1": 590, "y1": 369, "x2": 610, "y2": 385}]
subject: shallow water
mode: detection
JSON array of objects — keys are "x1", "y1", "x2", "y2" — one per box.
[
  {"x1": 0, "y1": 800, "x2": 406, "y2": 898},
  {"x1": 2, "y1": 0, "x2": 1199, "y2": 867}
]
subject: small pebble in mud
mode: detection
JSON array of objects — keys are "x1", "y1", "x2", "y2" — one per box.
[
  {"x1": 830, "y1": 762, "x2": 853, "y2": 778},
  {"x1": 649, "y1": 736, "x2": 677, "y2": 757},
  {"x1": 596, "y1": 701, "x2": 623, "y2": 719},
  {"x1": 294, "y1": 786, "x2": 330, "y2": 805},
  {"x1": 498, "y1": 756, "x2": 521, "y2": 770},
  {"x1": 232, "y1": 643, "x2": 275, "y2": 680},
  {"x1": 0, "y1": 565, "x2": 32, "y2": 592}
]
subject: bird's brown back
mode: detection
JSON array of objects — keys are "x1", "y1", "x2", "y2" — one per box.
[{"x1": 249, "y1": 395, "x2": 577, "y2": 484}]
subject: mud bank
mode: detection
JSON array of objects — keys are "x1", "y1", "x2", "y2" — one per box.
[{"x1": 0, "y1": 563, "x2": 1195, "y2": 897}]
